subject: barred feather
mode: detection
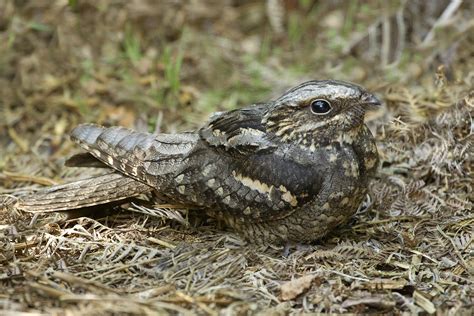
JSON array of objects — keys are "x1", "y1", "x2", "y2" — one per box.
[{"x1": 17, "y1": 172, "x2": 151, "y2": 212}]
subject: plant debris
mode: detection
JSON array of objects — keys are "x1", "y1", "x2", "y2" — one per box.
[{"x1": 0, "y1": 1, "x2": 473, "y2": 314}]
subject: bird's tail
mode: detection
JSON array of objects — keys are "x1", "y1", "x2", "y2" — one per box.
[{"x1": 16, "y1": 172, "x2": 152, "y2": 212}]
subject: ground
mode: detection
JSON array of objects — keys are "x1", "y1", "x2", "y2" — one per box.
[{"x1": 0, "y1": 1, "x2": 473, "y2": 315}]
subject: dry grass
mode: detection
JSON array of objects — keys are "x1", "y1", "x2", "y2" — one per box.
[{"x1": 0, "y1": 1, "x2": 473, "y2": 314}]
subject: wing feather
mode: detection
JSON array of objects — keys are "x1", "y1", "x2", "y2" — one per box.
[{"x1": 199, "y1": 104, "x2": 276, "y2": 154}]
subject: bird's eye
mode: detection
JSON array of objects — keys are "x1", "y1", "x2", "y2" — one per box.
[{"x1": 310, "y1": 99, "x2": 332, "y2": 115}]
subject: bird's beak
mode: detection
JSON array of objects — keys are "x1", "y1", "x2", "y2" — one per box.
[{"x1": 360, "y1": 92, "x2": 382, "y2": 109}]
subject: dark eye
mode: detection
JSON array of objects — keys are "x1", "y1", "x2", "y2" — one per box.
[{"x1": 310, "y1": 99, "x2": 332, "y2": 115}]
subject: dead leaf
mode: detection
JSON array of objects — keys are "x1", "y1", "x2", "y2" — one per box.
[
  {"x1": 280, "y1": 274, "x2": 315, "y2": 301},
  {"x1": 342, "y1": 296, "x2": 396, "y2": 309},
  {"x1": 413, "y1": 290, "x2": 436, "y2": 314}
]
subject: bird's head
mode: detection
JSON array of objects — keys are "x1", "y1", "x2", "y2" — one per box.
[{"x1": 263, "y1": 80, "x2": 381, "y2": 147}]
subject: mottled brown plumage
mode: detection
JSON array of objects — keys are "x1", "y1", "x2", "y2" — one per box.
[{"x1": 17, "y1": 80, "x2": 381, "y2": 244}]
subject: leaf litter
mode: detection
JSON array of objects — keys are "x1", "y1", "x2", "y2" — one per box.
[{"x1": 0, "y1": 1, "x2": 473, "y2": 314}]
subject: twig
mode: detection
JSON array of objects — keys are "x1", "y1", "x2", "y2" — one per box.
[
  {"x1": 148, "y1": 236, "x2": 176, "y2": 249},
  {"x1": 422, "y1": 0, "x2": 463, "y2": 46},
  {"x1": 0, "y1": 171, "x2": 59, "y2": 186},
  {"x1": 436, "y1": 225, "x2": 471, "y2": 274}
]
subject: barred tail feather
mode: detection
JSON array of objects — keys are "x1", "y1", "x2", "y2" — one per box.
[
  {"x1": 17, "y1": 172, "x2": 152, "y2": 212},
  {"x1": 70, "y1": 124, "x2": 149, "y2": 178},
  {"x1": 70, "y1": 124, "x2": 199, "y2": 187}
]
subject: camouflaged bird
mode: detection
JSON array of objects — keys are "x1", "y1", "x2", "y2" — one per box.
[{"x1": 18, "y1": 80, "x2": 381, "y2": 245}]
